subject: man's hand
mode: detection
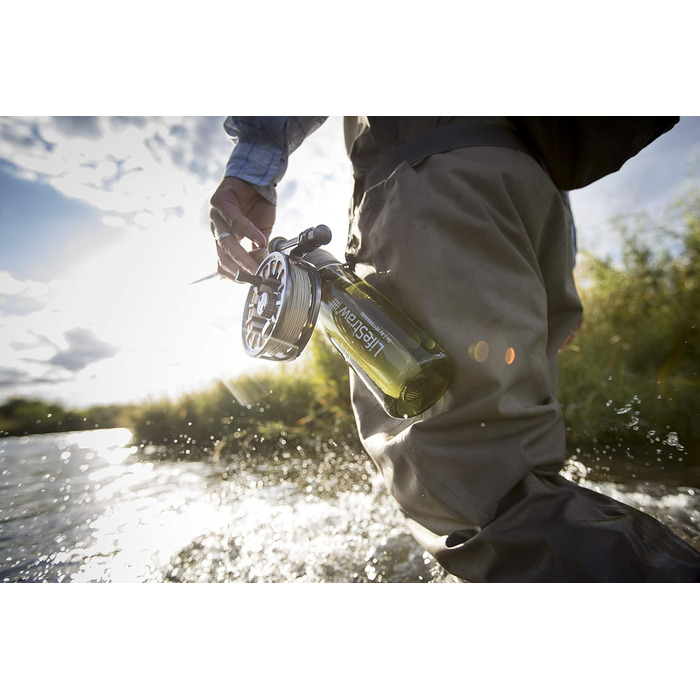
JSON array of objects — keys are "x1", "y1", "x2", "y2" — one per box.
[{"x1": 209, "y1": 176, "x2": 276, "y2": 279}]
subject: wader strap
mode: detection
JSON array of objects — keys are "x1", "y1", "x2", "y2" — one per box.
[{"x1": 364, "y1": 122, "x2": 535, "y2": 191}]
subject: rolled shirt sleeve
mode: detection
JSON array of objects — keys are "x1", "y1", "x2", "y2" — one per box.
[{"x1": 224, "y1": 116, "x2": 327, "y2": 204}]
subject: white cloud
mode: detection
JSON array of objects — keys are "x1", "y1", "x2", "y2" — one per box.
[
  {"x1": 51, "y1": 116, "x2": 103, "y2": 139},
  {"x1": 102, "y1": 215, "x2": 127, "y2": 228},
  {"x1": 0, "y1": 116, "x2": 234, "y2": 228},
  {"x1": 0, "y1": 366, "x2": 59, "y2": 389},
  {"x1": 0, "y1": 272, "x2": 50, "y2": 316},
  {"x1": 0, "y1": 272, "x2": 31, "y2": 295},
  {"x1": 46, "y1": 327, "x2": 119, "y2": 372}
]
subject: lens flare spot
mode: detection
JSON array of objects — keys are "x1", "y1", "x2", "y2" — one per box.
[
  {"x1": 469, "y1": 340, "x2": 489, "y2": 363},
  {"x1": 505, "y1": 347, "x2": 516, "y2": 365}
]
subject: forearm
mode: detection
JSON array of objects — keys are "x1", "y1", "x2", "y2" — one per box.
[{"x1": 223, "y1": 116, "x2": 327, "y2": 204}]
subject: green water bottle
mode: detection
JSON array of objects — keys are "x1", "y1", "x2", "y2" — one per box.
[
  {"x1": 238, "y1": 225, "x2": 452, "y2": 419},
  {"x1": 305, "y1": 248, "x2": 452, "y2": 418}
]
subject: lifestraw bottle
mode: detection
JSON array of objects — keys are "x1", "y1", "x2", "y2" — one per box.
[
  {"x1": 238, "y1": 225, "x2": 452, "y2": 419},
  {"x1": 305, "y1": 248, "x2": 452, "y2": 418}
]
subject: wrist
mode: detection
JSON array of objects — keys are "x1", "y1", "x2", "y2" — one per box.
[{"x1": 221, "y1": 176, "x2": 276, "y2": 206}]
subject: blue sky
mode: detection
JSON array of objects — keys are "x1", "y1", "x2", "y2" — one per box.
[{"x1": 1, "y1": 116, "x2": 699, "y2": 408}]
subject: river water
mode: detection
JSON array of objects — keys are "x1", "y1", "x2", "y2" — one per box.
[{"x1": 1, "y1": 428, "x2": 698, "y2": 583}]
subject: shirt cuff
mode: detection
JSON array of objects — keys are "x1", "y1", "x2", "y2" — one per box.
[{"x1": 224, "y1": 149, "x2": 284, "y2": 204}]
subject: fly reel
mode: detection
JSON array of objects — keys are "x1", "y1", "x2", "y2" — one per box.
[{"x1": 236, "y1": 226, "x2": 330, "y2": 361}]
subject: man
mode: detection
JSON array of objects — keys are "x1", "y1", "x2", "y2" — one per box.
[{"x1": 210, "y1": 116, "x2": 700, "y2": 582}]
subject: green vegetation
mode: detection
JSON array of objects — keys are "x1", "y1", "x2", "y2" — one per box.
[
  {"x1": 0, "y1": 397, "x2": 122, "y2": 436},
  {"x1": 2, "y1": 191, "x2": 698, "y2": 468},
  {"x1": 559, "y1": 190, "x2": 699, "y2": 463},
  {"x1": 120, "y1": 334, "x2": 360, "y2": 460}
]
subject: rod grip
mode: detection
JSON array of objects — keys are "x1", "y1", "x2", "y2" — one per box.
[
  {"x1": 269, "y1": 225, "x2": 332, "y2": 255},
  {"x1": 305, "y1": 224, "x2": 332, "y2": 247}
]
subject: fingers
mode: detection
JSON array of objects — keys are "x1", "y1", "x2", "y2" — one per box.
[
  {"x1": 210, "y1": 177, "x2": 269, "y2": 249},
  {"x1": 229, "y1": 207, "x2": 268, "y2": 250},
  {"x1": 209, "y1": 177, "x2": 276, "y2": 279},
  {"x1": 211, "y1": 204, "x2": 267, "y2": 251},
  {"x1": 217, "y1": 261, "x2": 237, "y2": 282},
  {"x1": 221, "y1": 238, "x2": 263, "y2": 276},
  {"x1": 211, "y1": 215, "x2": 262, "y2": 276},
  {"x1": 217, "y1": 246, "x2": 269, "y2": 279}
]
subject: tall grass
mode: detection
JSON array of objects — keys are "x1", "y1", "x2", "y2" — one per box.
[{"x1": 120, "y1": 333, "x2": 360, "y2": 459}]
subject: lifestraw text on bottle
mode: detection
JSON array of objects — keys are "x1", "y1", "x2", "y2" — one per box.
[{"x1": 331, "y1": 298, "x2": 388, "y2": 357}]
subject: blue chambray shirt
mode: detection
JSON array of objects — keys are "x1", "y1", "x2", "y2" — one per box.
[{"x1": 224, "y1": 116, "x2": 327, "y2": 204}]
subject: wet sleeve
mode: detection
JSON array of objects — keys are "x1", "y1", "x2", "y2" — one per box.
[{"x1": 223, "y1": 117, "x2": 327, "y2": 204}]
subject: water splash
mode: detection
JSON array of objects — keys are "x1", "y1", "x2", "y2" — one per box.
[
  {"x1": 2, "y1": 430, "x2": 696, "y2": 583},
  {"x1": 0, "y1": 430, "x2": 458, "y2": 583},
  {"x1": 664, "y1": 431, "x2": 685, "y2": 452}
]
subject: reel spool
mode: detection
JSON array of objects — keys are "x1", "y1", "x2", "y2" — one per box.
[{"x1": 239, "y1": 250, "x2": 322, "y2": 361}]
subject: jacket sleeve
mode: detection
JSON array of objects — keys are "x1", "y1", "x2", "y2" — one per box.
[{"x1": 223, "y1": 117, "x2": 327, "y2": 204}]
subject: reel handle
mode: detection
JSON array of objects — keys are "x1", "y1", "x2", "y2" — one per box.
[
  {"x1": 269, "y1": 225, "x2": 332, "y2": 257},
  {"x1": 234, "y1": 270, "x2": 264, "y2": 286}
]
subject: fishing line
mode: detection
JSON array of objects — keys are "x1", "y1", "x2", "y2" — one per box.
[
  {"x1": 243, "y1": 254, "x2": 314, "y2": 359},
  {"x1": 261, "y1": 259, "x2": 313, "y2": 357}
]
